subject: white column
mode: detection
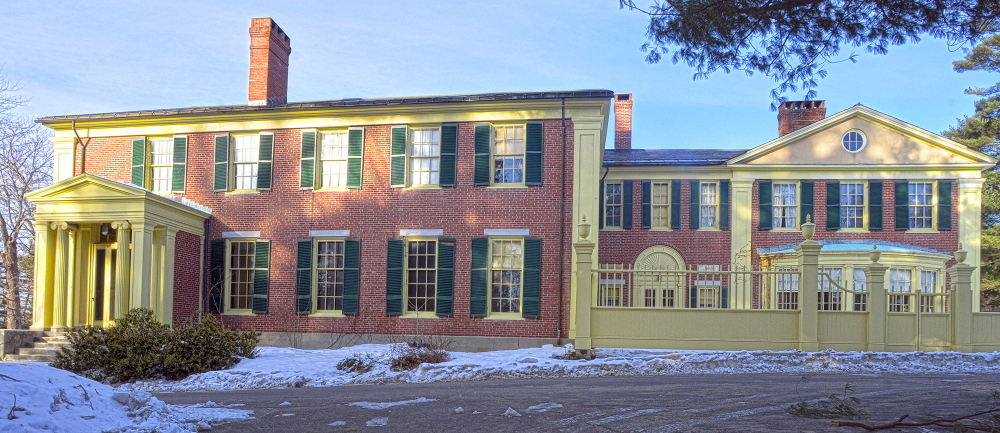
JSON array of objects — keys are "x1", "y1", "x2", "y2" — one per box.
[
  {"x1": 49, "y1": 221, "x2": 74, "y2": 330},
  {"x1": 130, "y1": 222, "x2": 155, "y2": 308},
  {"x1": 730, "y1": 178, "x2": 754, "y2": 308},
  {"x1": 958, "y1": 178, "x2": 984, "y2": 311},
  {"x1": 65, "y1": 227, "x2": 77, "y2": 328},
  {"x1": 112, "y1": 221, "x2": 130, "y2": 320},
  {"x1": 30, "y1": 221, "x2": 52, "y2": 330}
]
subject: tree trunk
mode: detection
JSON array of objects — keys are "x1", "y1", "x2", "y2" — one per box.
[{"x1": 2, "y1": 243, "x2": 21, "y2": 329}]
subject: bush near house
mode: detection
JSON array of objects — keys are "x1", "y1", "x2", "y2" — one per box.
[{"x1": 51, "y1": 308, "x2": 258, "y2": 383}]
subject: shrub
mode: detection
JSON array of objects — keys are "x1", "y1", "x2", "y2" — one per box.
[
  {"x1": 52, "y1": 308, "x2": 259, "y2": 383},
  {"x1": 336, "y1": 352, "x2": 380, "y2": 374},
  {"x1": 389, "y1": 337, "x2": 451, "y2": 371},
  {"x1": 556, "y1": 348, "x2": 597, "y2": 361}
]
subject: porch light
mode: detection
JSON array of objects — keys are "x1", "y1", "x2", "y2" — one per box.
[
  {"x1": 100, "y1": 223, "x2": 110, "y2": 236},
  {"x1": 578, "y1": 215, "x2": 591, "y2": 240}
]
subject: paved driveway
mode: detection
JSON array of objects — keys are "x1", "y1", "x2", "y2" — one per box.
[{"x1": 155, "y1": 373, "x2": 1000, "y2": 432}]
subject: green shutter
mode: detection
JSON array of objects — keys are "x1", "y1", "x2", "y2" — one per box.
[
  {"x1": 800, "y1": 181, "x2": 814, "y2": 225},
  {"x1": 895, "y1": 181, "x2": 909, "y2": 230},
  {"x1": 474, "y1": 124, "x2": 491, "y2": 186},
  {"x1": 671, "y1": 180, "x2": 682, "y2": 229},
  {"x1": 826, "y1": 181, "x2": 841, "y2": 230},
  {"x1": 641, "y1": 181, "x2": 652, "y2": 229},
  {"x1": 208, "y1": 240, "x2": 225, "y2": 313},
  {"x1": 386, "y1": 238, "x2": 404, "y2": 316},
  {"x1": 252, "y1": 241, "x2": 270, "y2": 314},
  {"x1": 171, "y1": 136, "x2": 187, "y2": 192},
  {"x1": 440, "y1": 124, "x2": 458, "y2": 187},
  {"x1": 689, "y1": 287, "x2": 698, "y2": 308},
  {"x1": 720, "y1": 180, "x2": 730, "y2": 230},
  {"x1": 622, "y1": 180, "x2": 633, "y2": 229},
  {"x1": 522, "y1": 237, "x2": 542, "y2": 319},
  {"x1": 759, "y1": 180, "x2": 773, "y2": 230},
  {"x1": 938, "y1": 180, "x2": 952, "y2": 230},
  {"x1": 343, "y1": 238, "x2": 361, "y2": 315},
  {"x1": 131, "y1": 137, "x2": 146, "y2": 187},
  {"x1": 347, "y1": 128, "x2": 364, "y2": 189},
  {"x1": 525, "y1": 121, "x2": 543, "y2": 186},
  {"x1": 214, "y1": 134, "x2": 230, "y2": 191},
  {"x1": 296, "y1": 239, "x2": 313, "y2": 314},
  {"x1": 390, "y1": 126, "x2": 407, "y2": 187},
  {"x1": 470, "y1": 237, "x2": 489, "y2": 317},
  {"x1": 256, "y1": 133, "x2": 274, "y2": 190},
  {"x1": 689, "y1": 180, "x2": 700, "y2": 229},
  {"x1": 598, "y1": 180, "x2": 605, "y2": 229},
  {"x1": 300, "y1": 130, "x2": 316, "y2": 189},
  {"x1": 869, "y1": 181, "x2": 883, "y2": 230},
  {"x1": 436, "y1": 238, "x2": 455, "y2": 317},
  {"x1": 720, "y1": 287, "x2": 729, "y2": 309}
]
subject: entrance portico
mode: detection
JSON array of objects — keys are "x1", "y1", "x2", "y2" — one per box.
[{"x1": 27, "y1": 174, "x2": 210, "y2": 330}]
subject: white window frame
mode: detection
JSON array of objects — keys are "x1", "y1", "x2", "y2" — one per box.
[
  {"x1": 650, "y1": 182, "x2": 671, "y2": 229},
  {"x1": 492, "y1": 124, "x2": 526, "y2": 185},
  {"x1": 488, "y1": 237, "x2": 524, "y2": 317},
  {"x1": 693, "y1": 264, "x2": 722, "y2": 308},
  {"x1": 889, "y1": 268, "x2": 913, "y2": 313},
  {"x1": 773, "y1": 182, "x2": 798, "y2": 229},
  {"x1": 232, "y1": 134, "x2": 261, "y2": 190},
  {"x1": 405, "y1": 127, "x2": 441, "y2": 187},
  {"x1": 148, "y1": 138, "x2": 174, "y2": 193},
  {"x1": 817, "y1": 267, "x2": 843, "y2": 311},
  {"x1": 700, "y1": 182, "x2": 719, "y2": 229},
  {"x1": 224, "y1": 238, "x2": 257, "y2": 315},
  {"x1": 313, "y1": 238, "x2": 346, "y2": 314},
  {"x1": 318, "y1": 130, "x2": 350, "y2": 189},
  {"x1": 604, "y1": 182, "x2": 623, "y2": 229},
  {"x1": 908, "y1": 182, "x2": 936, "y2": 230},
  {"x1": 403, "y1": 237, "x2": 438, "y2": 317},
  {"x1": 840, "y1": 182, "x2": 866, "y2": 230}
]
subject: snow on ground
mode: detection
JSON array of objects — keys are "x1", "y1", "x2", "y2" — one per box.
[
  {"x1": 0, "y1": 363, "x2": 251, "y2": 433},
  {"x1": 121, "y1": 343, "x2": 1000, "y2": 393}
]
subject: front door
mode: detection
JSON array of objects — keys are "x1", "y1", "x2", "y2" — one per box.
[{"x1": 91, "y1": 245, "x2": 117, "y2": 327}]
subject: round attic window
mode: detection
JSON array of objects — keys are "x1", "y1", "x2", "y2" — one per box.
[{"x1": 842, "y1": 130, "x2": 866, "y2": 152}]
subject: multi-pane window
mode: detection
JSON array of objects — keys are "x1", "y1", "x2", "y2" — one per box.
[
  {"x1": 491, "y1": 239, "x2": 523, "y2": 314},
  {"x1": 149, "y1": 138, "x2": 173, "y2": 193},
  {"x1": 228, "y1": 241, "x2": 256, "y2": 311},
  {"x1": 694, "y1": 265, "x2": 721, "y2": 308},
  {"x1": 604, "y1": 183, "x2": 623, "y2": 228},
  {"x1": 410, "y1": 128, "x2": 440, "y2": 186},
  {"x1": 909, "y1": 182, "x2": 934, "y2": 228},
  {"x1": 651, "y1": 183, "x2": 670, "y2": 228},
  {"x1": 776, "y1": 272, "x2": 799, "y2": 310},
  {"x1": 493, "y1": 125, "x2": 525, "y2": 184},
  {"x1": 700, "y1": 182, "x2": 718, "y2": 228},
  {"x1": 406, "y1": 240, "x2": 437, "y2": 313},
  {"x1": 233, "y1": 135, "x2": 261, "y2": 190},
  {"x1": 817, "y1": 267, "x2": 843, "y2": 310},
  {"x1": 840, "y1": 183, "x2": 865, "y2": 229},
  {"x1": 773, "y1": 183, "x2": 798, "y2": 228},
  {"x1": 852, "y1": 268, "x2": 868, "y2": 311},
  {"x1": 315, "y1": 240, "x2": 345, "y2": 311},
  {"x1": 889, "y1": 268, "x2": 912, "y2": 312},
  {"x1": 920, "y1": 270, "x2": 941, "y2": 313},
  {"x1": 320, "y1": 131, "x2": 349, "y2": 188}
]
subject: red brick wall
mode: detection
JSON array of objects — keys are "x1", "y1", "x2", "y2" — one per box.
[
  {"x1": 78, "y1": 119, "x2": 575, "y2": 339},
  {"x1": 172, "y1": 230, "x2": 202, "y2": 323},
  {"x1": 599, "y1": 180, "x2": 730, "y2": 267}
]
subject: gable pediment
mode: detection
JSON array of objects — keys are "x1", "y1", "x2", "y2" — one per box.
[
  {"x1": 730, "y1": 106, "x2": 997, "y2": 167},
  {"x1": 28, "y1": 174, "x2": 147, "y2": 200}
]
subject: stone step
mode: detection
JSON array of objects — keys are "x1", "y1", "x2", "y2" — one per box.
[
  {"x1": 3, "y1": 354, "x2": 53, "y2": 363},
  {"x1": 17, "y1": 347, "x2": 63, "y2": 356},
  {"x1": 25, "y1": 340, "x2": 69, "y2": 348},
  {"x1": 38, "y1": 336, "x2": 68, "y2": 344}
]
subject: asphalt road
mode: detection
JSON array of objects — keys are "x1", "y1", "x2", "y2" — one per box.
[{"x1": 155, "y1": 373, "x2": 1000, "y2": 432}]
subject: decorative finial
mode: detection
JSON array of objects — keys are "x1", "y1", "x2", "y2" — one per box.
[
  {"x1": 800, "y1": 214, "x2": 816, "y2": 240},
  {"x1": 578, "y1": 215, "x2": 592, "y2": 240},
  {"x1": 869, "y1": 244, "x2": 881, "y2": 263},
  {"x1": 955, "y1": 243, "x2": 968, "y2": 264}
]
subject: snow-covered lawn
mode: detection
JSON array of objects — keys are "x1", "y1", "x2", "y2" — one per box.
[
  {"x1": 121, "y1": 344, "x2": 1000, "y2": 393},
  {"x1": 0, "y1": 363, "x2": 251, "y2": 433}
]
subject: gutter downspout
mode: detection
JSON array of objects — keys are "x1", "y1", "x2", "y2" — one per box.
[
  {"x1": 71, "y1": 120, "x2": 90, "y2": 174},
  {"x1": 557, "y1": 97, "x2": 567, "y2": 345}
]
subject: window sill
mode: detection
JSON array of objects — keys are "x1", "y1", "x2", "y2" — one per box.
[
  {"x1": 837, "y1": 228, "x2": 870, "y2": 233},
  {"x1": 770, "y1": 228, "x2": 801, "y2": 232},
  {"x1": 403, "y1": 185, "x2": 442, "y2": 191},
  {"x1": 309, "y1": 311, "x2": 346, "y2": 318},
  {"x1": 225, "y1": 189, "x2": 261, "y2": 195},
  {"x1": 488, "y1": 183, "x2": 527, "y2": 189},
  {"x1": 400, "y1": 312, "x2": 439, "y2": 319},
  {"x1": 313, "y1": 187, "x2": 351, "y2": 192},
  {"x1": 697, "y1": 227, "x2": 721, "y2": 232},
  {"x1": 906, "y1": 228, "x2": 940, "y2": 234},
  {"x1": 222, "y1": 310, "x2": 256, "y2": 316},
  {"x1": 649, "y1": 227, "x2": 673, "y2": 231},
  {"x1": 601, "y1": 227, "x2": 625, "y2": 231},
  {"x1": 484, "y1": 313, "x2": 524, "y2": 321}
]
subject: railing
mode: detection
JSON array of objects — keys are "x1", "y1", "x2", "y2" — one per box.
[
  {"x1": 817, "y1": 272, "x2": 950, "y2": 313},
  {"x1": 594, "y1": 265, "x2": 802, "y2": 310}
]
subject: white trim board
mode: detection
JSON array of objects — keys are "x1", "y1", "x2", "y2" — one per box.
[
  {"x1": 222, "y1": 231, "x2": 260, "y2": 238},
  {"x1": 484, "y1": 229, "x2": 530, "y2": 236}
]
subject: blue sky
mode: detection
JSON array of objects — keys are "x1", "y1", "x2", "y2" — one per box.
[{"x1": 2, "y1": 1, "x2": 996, "y2": 149}]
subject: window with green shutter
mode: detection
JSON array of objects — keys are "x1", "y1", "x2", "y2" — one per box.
[
  {"x1": 252, "y1": 240, "x2": 270, "y2": 314},
  {"x1": 826, "y1": 181, "x2": 841, "y2": 230},
  {"x1": 473, "y1": 124, "x2": 491, "y2": 186},
  {"x1": 300, "y1": 130, "x2": 317, "y2": 189},
  {"x1": 390, "y1": 126, "x2": 407, "y2": 187},
  {"x1": 622, "y1": 180, "x2": 633, "y2": 229},
  {"x1": 256, "y1": 133, "x2": 274, "y2": 190},
  {"x1": 439, "y1": 124, "x2": 458, "y2": 187},
  {"x1": 894, "y1": 181, "x2": 910, "y2": 230},
  {"x1": 347, "y1": 128, "x2": 364, "y2": 189},
  {"x1": 719, "y1": 180, "x2": 730, "y2": 230},
  {"x1": 521, "y1": 237, "x2": 542, "y2": 319},
  {"x1": 213, "y1": 134, "x2": 230, "y2": 191},
  {"x1": 470, "y1": 237, "x2": 489, "y2": 317},
  {"x1": 759, "y1": 180, "x2": 773, "y2": 230},
  {"x1": 869, "y1": 181, "x2": 883, "y2": 230},
  {"x1": 689, "y1": 180, "x2": 700, "y2": 229},
  {"x1": 296, "y1": 239, "x2": 313, "y2": 314},
  {"x1": 641, "y1": 181, "x2": 652, "y2": 229},
  {"x1": 436, "y1": 238, "x2": 455, "y2": 317},
  {"x1": 171, "y1": 136, "x2": 187, "y2": 193},
  {"x1": 525, "y1": 122, "x2": 543, "y2": 186},
  {"x1": 208, "y1": 240, "x2": 225, "y2": 313},
  {"x1": 938, "y1": 180, "x2": 952, "y2": 230},
  {"x1": 223, "y1": 239, "x2": 268, "y2": 314},
  {"x1": 472, "y1": 123, "x2": 541, "y2": 186},
  {"x1": 131, "y1": 137, "x2": 146, "y2": 187},
  {"x1": 800, "y1": 180, "x2": 814, "y2": 225},
  {"x1": 670, "y1": 180, "x2": 682, "y2": 229},
  {"x1": 342, "y1": 239, "x2": 360, "y2": 315},
  {"x1": 385, "y1": 238, "x2": 404, "y2": 316}
]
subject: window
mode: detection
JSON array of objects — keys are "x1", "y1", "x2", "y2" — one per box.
[
  {"x1": 773, "y1": 183, "x2": 798, "y2": 228},
  {"x1": 493, "y1": 125, "x2": 525, "y2": 184},
  {"x1": 909, "y1": 182, "x2": 934, "y2": 229},
  {"x1": 776, "y1": 272, "x2": 799, "y2": 310},
  {"x1": 842, "y1": 130, "x2": 866, "y2": 152},
  {"x1": 227, "y1": 240, "x2": 256, "y2": 312},
  {"x1": 406, "y1": 240, "x2": 437, "y2": 313},
  {"x1": 817, "y1": 267, "x2": 843, "y2": 310},
  {"x1": 149, "y1": 138, "x2": 173, "y2": 193},
  {"x1": 889, "y1": 268, "x2": 912, "y2": 312},
  {"x1": 604, "y1": 183, "x2": 623, "y2": 228},
  {"x1": 919, "y1": 270, "x2": 943, "y2": 313},
  {"x1": 233, "y1": 135, "x2": 261, "y2": 190},
  {"x1": 315, "y1": 240, "x2": 345, "y2": 311},
  {"x1": 320, "y1": 131, "x2": 349, "y2": 188},
  {"x1": 409, "y1": 128, "x2": 441, "y2": 186},
  {"x1": 852, "y1": 268, "x2": 868, "y2": 311},
  {"x1": 693, "y1": 265, "x2": 721, "y2": 308},
  {"x1": 651, "y1": 183, "x2": 670, "y2": 228},
  {"x1": 490, "y1": 239, "x2": 523, "y2": 314},
  {"x1": 700, "y1": 182, "x2": 718, "y2": 228},
  {"x1": 840, "y1": 183, "x2": 865, "y2": 229}
]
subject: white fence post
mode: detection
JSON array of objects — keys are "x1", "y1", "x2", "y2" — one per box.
[
  {"x1": 949, "y1": 245, "x2": 975, "y2": 352},
  {"x1": 866, "y1": 247, "x2": 888, "y2": 352},
  {"x1": 795, "y1": 216, "x2": 820, "y2": 351},
  {"x1": 573, "y1": 218, "x2": 596, "y2": 352}
]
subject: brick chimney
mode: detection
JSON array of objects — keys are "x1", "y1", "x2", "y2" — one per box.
[
  {"x1": 248, "y1": 18, "x2": 291, "y2": 106},
  {"x1": 777, "y1": 100, "x2": 826, "y2": 136},
  {"x1": 614, "y1": 93, "x2": 632, "y2": 150}
]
